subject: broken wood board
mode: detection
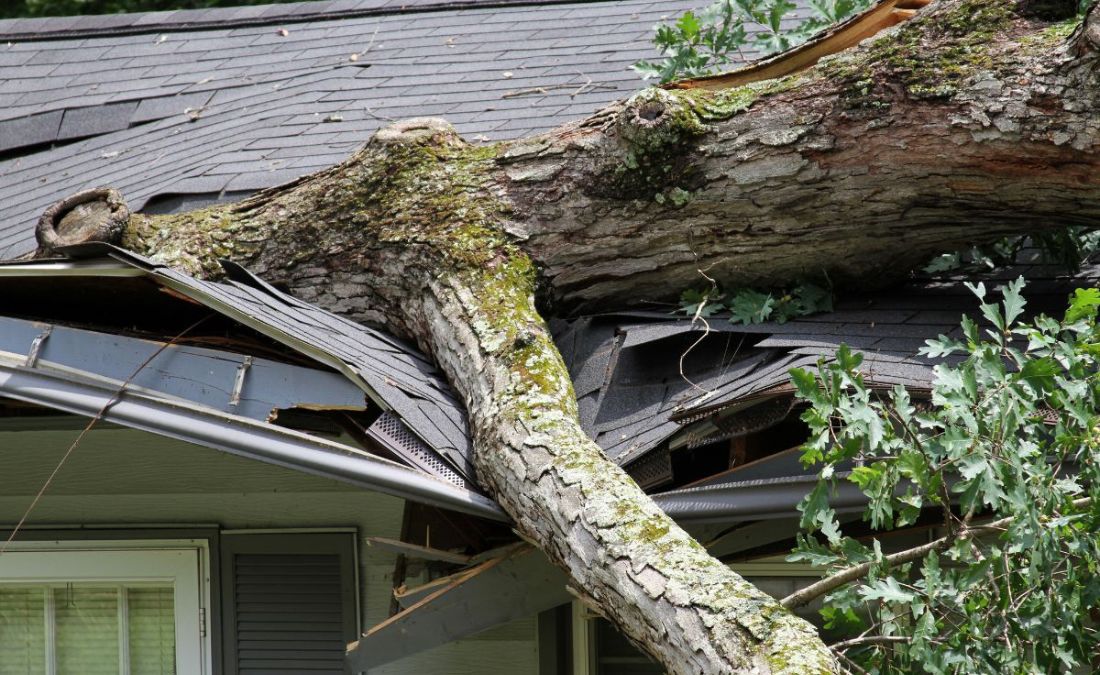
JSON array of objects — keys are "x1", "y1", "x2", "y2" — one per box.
[
  {"x1": 366, "y1": 536, "x2": 472, "y2": 565},
  {"x1": 346, "y1": 544, "x2": 570, "y2": 671},
  {"x1": 667, "y1": 0, "x2": 928, "y2": 91}
]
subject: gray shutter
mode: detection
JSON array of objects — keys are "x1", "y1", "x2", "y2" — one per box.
[{"x1": 221, "y1": 534, "x2": 357, "y2": 675}]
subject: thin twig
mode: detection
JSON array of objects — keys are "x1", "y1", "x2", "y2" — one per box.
[
  {"x1": 0, "y1": 316, "x2": 211, "y2": 555},
  {"x1": 830, "y1": 635, "x2": 911, "y2": 651},
  {"x1": 678, "y1": 262, "x2": 720, "y2": 399},
  {"x1": 501, "y1": 72, "x2": 615, "y2": 99},
  {"x1": 363, "y1": 106, "x2": 396, "y2": 122}
]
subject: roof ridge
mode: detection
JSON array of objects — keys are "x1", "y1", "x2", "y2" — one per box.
[{"x1": 0, "y1": 0, "x2": 613, "y2": 41}]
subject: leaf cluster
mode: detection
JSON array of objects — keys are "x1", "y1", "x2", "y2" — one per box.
[
  {"x1": 634, "y1": 0, "x2": 874, "y2": 83},
  {"x1": 790, "y1": 279, "x2": 1100, "y2": 674},
  {"x1": 678, "y1": 282, "x2": 833, "y2": 325},
  {"x1": 921, "y1": 228, "x2": 1100, "y2": 276}
]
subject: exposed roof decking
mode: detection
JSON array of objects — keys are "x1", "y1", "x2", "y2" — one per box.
[
  {"x1": 556, "y1": 257, "x2": 1100, "y2": 472},
  {"x1": 0, "y1": 245, "x2": 478, "y2": 487}
]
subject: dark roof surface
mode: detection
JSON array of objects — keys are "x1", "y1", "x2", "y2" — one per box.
[
  {"x1": 4, "y1": 243, "x2": 1094, "y2": 497},
  {"x1": 0, "y1": 243, "x2": 477, "y2": 486},
  {"x1": 555, "y1": 256, "x2": 1100, "y2": 473},
  {"x1": 0, "y1": 0, "x2": 811, "y2": 257},
  {"x1": 105, "y1": 245, "x2": 477, "y2": 480}
]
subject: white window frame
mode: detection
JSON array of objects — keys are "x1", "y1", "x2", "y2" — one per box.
[{"x1": 0, "y1": 539, "x2": 212, "y2": 675}]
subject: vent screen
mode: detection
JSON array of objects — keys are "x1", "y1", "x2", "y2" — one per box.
[
  {"x1": 368, "y1": 412, "x2": 474, "y2": 490},
  {"x1": 627, "y1": 447, "x2": 673, "y2": 491}
]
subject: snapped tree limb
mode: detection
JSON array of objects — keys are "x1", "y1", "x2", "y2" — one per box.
[{"x1": 27, "y1": 1, "x2": 1100, "y2": 672}]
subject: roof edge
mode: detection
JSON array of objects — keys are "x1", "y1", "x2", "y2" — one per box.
[{"x1": 0, "y1": 0, "x2": 613, "y2": 41}]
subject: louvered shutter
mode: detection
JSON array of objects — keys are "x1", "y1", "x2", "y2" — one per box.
[{"x1": 221, "y1": 534, "x2": 357, "y2": 675}]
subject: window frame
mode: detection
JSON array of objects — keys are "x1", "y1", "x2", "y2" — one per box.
[{"x1": 0, "y1": 536, "x2": 214, "y2": 675}]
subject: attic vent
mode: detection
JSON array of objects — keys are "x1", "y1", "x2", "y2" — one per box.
[
  {"x1": 626, "y1": 447, "x2": 673, "y2": 491},
  {"x1": 368, "y1": 411, "x2": 472, "y2": 490}
]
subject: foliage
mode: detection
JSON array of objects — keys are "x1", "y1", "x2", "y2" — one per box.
[
  {"x1": 0, "y1": 0, "x2": 303, "y2": 18},
  {"x1": 789, "y1": 279, "x2": 1100, "y2": 674},
  {"x1": 679, "y1": 281, "x2": 833, "y2": 324},
  {"x1": 922, "y1": 228, "x2": 1100, "y2": 276},
  {"x1": 634, "y1": 0, "x2": 874, "y2": 82}
]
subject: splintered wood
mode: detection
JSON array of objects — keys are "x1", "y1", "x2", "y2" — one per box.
[{"x1": 667, "y1": 0, "x2": 932, "y2": 91}]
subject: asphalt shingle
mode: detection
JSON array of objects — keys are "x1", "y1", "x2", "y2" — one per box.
[{"x1": 0, "y1": 0, "x2": 782, "y2": 256}]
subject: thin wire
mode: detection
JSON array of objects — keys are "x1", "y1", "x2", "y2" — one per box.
[{"x1": 1, "y1": 315, "x2": 211, "y2": 555}]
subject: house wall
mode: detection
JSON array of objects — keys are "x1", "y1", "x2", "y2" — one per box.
[{"x1": 0, "y1": 424, "x2": 538, "y2": 674}]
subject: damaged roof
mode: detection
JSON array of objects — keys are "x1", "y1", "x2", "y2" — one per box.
[
  {"x1": 2, "y1": 242, "x2": 1095, "y2": 515},
  {"x1": 554, "y1": 254, "x2": 1100, "y2": 484},
  {"x1": 0, "y1": 243, "x2": 477, "y2": 486},
  {"x1": 1, "y1": 242, "x2": 1095, "y2": 536},
  {"x1": 0, "y1": 0, "x2": 812, "y2": 257}
]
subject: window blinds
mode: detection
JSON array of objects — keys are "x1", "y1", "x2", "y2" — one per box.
[
  {"x1": 0, "y1": 587, "x2": 46, "y2": 675},
  {"x1": 0, "y1": 585, "x2": 175, "y2": 675}
]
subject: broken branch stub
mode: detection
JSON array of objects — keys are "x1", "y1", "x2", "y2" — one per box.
[{"x1": 35, "y1": 187, "x2": 130, "y2": 256}]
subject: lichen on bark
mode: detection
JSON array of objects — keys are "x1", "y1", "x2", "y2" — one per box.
[{"x1": 83, "y1": 2, "x2": 1100, "y2": 671}]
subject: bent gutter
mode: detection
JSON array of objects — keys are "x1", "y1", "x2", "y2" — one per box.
[
  {"x1": 0, "y1": 361, "x2": 506, "y2": 522},
  {"x1": 0, "y1": 350, "x2": 844, "y2": 526}
]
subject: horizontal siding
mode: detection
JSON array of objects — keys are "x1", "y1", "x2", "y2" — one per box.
[{"x1": 0, "y1": 424, "x2": 539, "y2": 675}]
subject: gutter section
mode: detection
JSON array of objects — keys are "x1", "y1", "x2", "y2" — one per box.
[{"x1": 0, "y1": 360, "x2": 506, "y2": 522}]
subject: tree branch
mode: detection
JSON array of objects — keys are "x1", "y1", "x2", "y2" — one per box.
[
  {"x1": 782, "y1": 497, "x2": 1092, "y2": 609},
  {"x1": 829, "y1": 635, "x2": 911, "y2": 651}
]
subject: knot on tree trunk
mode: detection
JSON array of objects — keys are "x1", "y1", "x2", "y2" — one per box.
[
  {"x1": 616, "y1": 88, "x2": 706, "y2": 150},
  {"x1": 35, "y1": 187, "x2": 130, "y2": 256},
  {"x1": 371, "y1": 117, "x2": 467, "y2": 149}
]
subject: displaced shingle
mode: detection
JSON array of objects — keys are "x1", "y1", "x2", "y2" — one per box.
[
  {"x1": 58, "y1": 102, "x2": 139, "y2": 141},
  {"x1": 0, "y1": 110, "x2": 62, "y2": 151},
  {"x1": 131, "y1": 91, "x2": 214, "y2": 124}
]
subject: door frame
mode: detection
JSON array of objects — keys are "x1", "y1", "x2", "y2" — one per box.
[{"x1": 0, "y1": 535, "x2": 214, "y2": 675}]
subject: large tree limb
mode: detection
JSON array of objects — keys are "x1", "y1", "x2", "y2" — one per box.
[{"x1": 28, "y1": 1, "x2": 1100, "y2": 672}]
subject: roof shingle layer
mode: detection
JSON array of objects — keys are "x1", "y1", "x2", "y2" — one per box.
[{"x1": 0, "y1": 0, "x2": 803, "y2": 257}]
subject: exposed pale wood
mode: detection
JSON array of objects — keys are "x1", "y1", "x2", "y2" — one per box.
[
  {"x1": 666, "y1": 0, "x2": 916, "y2": 91},
  {"x1": 366, "y1": 536, "x2": 472, "y2": 565},
  {"x1": 393, "y1": 570, "x2": 477, "y2": 608},
  {"x1": 348, "y1": 545, "x2": 570, "y2": 670}
]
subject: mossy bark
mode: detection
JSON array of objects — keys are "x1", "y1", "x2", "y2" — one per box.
[{"x1": 62, "y1": 2, "x2": 1100, "y2": 672}]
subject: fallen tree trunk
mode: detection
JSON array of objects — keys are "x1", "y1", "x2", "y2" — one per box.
[{"x1": 33, "y1": 0, "x2": 1100, "y2": 672}]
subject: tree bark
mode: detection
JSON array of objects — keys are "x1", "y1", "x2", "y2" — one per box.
[{"x1": 37, "y1": 1, "x2": 1100, "y2": 672}]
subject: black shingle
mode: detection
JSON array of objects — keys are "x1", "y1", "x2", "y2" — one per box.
[
  {"x1": 57, "y1": 102, "x2": 139, "y2": 141},
  {"x1": 131, "y1": 91, "x2": 213, "y2": 123},
  {"x1": 0, "y1": 0, "x2": 793, "y2": 260},
  {"x1": 0, "y1": 110, "x2": 62, "y2": 151}
]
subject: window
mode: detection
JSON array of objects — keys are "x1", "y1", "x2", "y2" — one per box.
[{"x1": 0, "y1": 545, "x2": 208, "y2": 675}]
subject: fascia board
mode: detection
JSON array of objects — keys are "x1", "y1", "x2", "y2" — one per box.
[
  {"x1": 0, "y1": 360, "x2": 506, "y2": 522},
  {"x1": 0, "y1": 260, "x2": 142, "y2": 276}
]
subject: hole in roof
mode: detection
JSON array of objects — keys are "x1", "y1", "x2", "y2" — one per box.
[{"x1": 142, "y1": 190, "x2": 253, "y2": 216}]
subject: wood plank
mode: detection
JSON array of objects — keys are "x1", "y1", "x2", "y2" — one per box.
[
  {"x1": 365, "y1": 536, "x2": 472, "y2": 565},
  {"x1": 346, "y1": 545, "x2": 569, "y2": 671}
]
